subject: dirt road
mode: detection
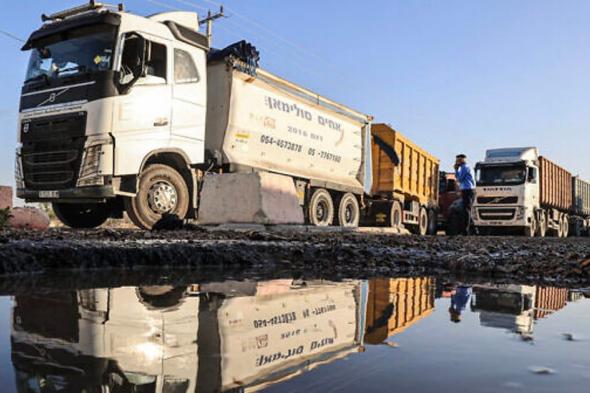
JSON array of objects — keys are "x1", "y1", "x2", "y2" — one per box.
[{"x1": 1, "y1": 225, "x2": 589, "y2": 286}]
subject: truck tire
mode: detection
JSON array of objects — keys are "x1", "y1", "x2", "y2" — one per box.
[
  {"x1": 524, "y1": 215, "x2": 537, "y2": 237},
  {"x1": 335, "y1": 193, "x2": 360, "y2": 227},
  {"x1": 124, "y1": 164, "x2": 190, "y2": 230},
  {"x1": 427, "y1": 209, "x2": 438, "y2": 235},
  {"x1": 416, "y1": 207, "x2": 429, "y2": 236},
  {"x1": 308, "y1": 188, "x2": 334, "y2": 226},
  {"x1": 537, "y1": 211, "x2": 547, "y2": 237},
  {"x1": 562, "y1": 215, "x2": 570, "y2": 238},
  {"x1": 52, "y1": 203, "x2": 110, "y2": 229},
  {"x1": 390, "y1": 200, "x2": 403, "y2": 229}
]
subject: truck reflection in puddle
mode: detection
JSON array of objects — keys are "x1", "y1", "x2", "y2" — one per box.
[
  {"x1": 8, "y1": 278, "x2": 577, "y2": 392},
  {"x1": 470, "y1": 284, "x2": 570, "y2": 336}
]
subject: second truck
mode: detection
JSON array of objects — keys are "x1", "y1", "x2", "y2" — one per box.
[
  {"x1": 15, "y1": 2, "x2": 440, "y2": 232},
  {"x1": 472, "y1": 147, "x2": 590, "y2": 237}
]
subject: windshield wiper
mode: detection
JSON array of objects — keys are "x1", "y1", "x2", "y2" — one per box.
[{"x1": 54, "y1": 65, "x2": 87, "y2": 76}]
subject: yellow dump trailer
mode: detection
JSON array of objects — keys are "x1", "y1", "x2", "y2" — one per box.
[
  {"x1": 364, "y1": 277, "x2": 435, "y2": 344},
  {"x1": 365, "y1": 124, "x2": 440, "y2": 234}
]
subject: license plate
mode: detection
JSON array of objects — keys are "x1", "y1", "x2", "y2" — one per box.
[{"x1": 39, "y1": 190, "x2": 59, "y2": 198}]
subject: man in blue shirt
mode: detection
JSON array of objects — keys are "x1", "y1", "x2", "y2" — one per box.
[{"x1": 454, "y1": 154, "x2": 476, "y2": 234}]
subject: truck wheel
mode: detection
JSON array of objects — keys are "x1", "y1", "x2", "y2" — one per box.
[
  {"x1": 124, "y1": 164, "x2": 189, "y2": 230},
  {"x1": 537, "y1": 211, "x2": 547, "y2": 237},
  {"x1": 562, "y1": 215, "x2": 570, "y2": 238},
  {"x1": 52, "y1": 203, "x2": 110, "y2": 229},
  {"x1": 308, "y1": 188, "x2": 334, "y2": 226},
  {"x1": 524, "y1": 215, "x2": 537, "y2": 237},
  {"x1": 417, "y1": 207, "x2": 429, "y2": 236},
  {"x1": 390, "y1": 200, "x2": 403, "y2": 229},
  {"x1": 336, "y1": 193, "x2": 360, "y2": 227},
  {"x1": 427, "y1": 209, "x2": 438, "y2": 235}
]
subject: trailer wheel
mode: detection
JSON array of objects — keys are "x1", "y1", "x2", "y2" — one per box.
[
  {"x1": 561, "y1": 215, "x2": 570, "y2": 238},
  {"x1": 125, "y1": 164, "x2": 189, "y2": 230},
  {"x1": 308, "y1": 188, "x2": 334, "y2": 226},
  {"x1": 336, "y1": 193, "x2": 360, "y2": 227},
  {"x1": 390, "y1": 200, "x2": 403, "y2": 229},
  {"x1": 53, "y1": 203, "x2": 111, "y2": 229},
  {"x1": 537, "y1": 211, "x2": 547, "y2": 238},
  {"x1": 427, "y1": 209, "x2": 438, "y2": 235},
  {"x1": 416, "y1": 207, "x2": 429, "y2": 236}
]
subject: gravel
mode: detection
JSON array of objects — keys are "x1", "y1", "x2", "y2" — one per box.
[{"x1": 0, "y1": 225, "x2": 589, "y2": 286}]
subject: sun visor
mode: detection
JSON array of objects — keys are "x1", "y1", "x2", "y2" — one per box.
[{"x1": 21, "y1": 12, "x2": 121, "y2": 50}]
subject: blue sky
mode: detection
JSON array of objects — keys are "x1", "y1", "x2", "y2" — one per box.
[{"x1": 1, "y1": 0, "x2": 590, "y2": 194}]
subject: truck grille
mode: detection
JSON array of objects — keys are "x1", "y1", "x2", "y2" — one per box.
[
  {"x1": 477, "y1": 196, "x2": 518, "y2": 204},
  {"x1": 21, "y1": 113, "x2": 86, "y2": 190},
  {"x1": 478, "y1": 208, "x2": 516, "y2": 221}
]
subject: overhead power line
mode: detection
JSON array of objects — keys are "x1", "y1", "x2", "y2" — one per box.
[{"x1": 0, "y1": 29, "x2": 24, "y2": 43}]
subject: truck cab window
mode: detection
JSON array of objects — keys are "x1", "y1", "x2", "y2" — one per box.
[
  {"x1": 145, "y1": 41, "x2": 167, "y2": 82},
  {"x1": 119, "y1": 34, "x2": 143, "y2": 85},
  {"x1": 174, "y1": 49, "x2": 199, "y2": 83}
]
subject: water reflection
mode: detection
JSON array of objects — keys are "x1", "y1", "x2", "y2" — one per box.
[{"x1": 7, "y1": 278, "x2": 582, "y2": 392}]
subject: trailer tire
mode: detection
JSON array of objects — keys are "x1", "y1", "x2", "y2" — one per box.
[
  {"x1": 124, "y1": 164, "x2": 189, "y2": 230},
  {"x1": 52, "y1": 203, "x2": 111, "y2": 229},
  {"x1": 308, "y1": 188, "x2": 334, "y2": 227},
  {"x1": 335, "y1": 193, "x2": 360, "y2": 227},
  {"x1": 416, "y1": 207, "x2": 429, "y2": 236},
  {"x1": 427, "y1": 209, "x2": 438, "y2": 235},
  {"x1": 390, "y1": 200, "x2": 403, "y2": 229},
  {"x1": 562, "y1": 215, "x2": 570, "y2": 238}
]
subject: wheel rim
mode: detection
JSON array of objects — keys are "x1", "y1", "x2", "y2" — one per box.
[
  {"x1": 420, "y1": 212, "x2": 428, "y2": 234},
  {"x1": 315, "y1": 199, "x2": 328, "y2": 223},
  {"x1": 147, "y1": 180, "x2": 178, "y2": 214},
  {"x1": 344, "y1": 203, "x2": 354, "y2": 223}
]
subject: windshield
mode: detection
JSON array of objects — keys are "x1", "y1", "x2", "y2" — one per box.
[
  {"x1": 25, "y1": 25, "x2": 116, "y2": 84},
  {"x1": 476, "y1": 164, "x2": 526, "y2": 186}
]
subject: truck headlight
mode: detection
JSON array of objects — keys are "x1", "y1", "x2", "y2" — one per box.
[
  {"x1": 77, "y1": 138, "x2": 111, "y2": 187},
  {"x1": 15, "y1": 147, "x2": 24, "y2": 189}
]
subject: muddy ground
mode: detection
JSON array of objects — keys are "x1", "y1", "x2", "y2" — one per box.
[{"x1": 0, "y1": 225, "x2": 589, "y2": 287}]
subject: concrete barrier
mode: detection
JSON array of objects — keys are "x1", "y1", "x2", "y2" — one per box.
[
  {"x1": 198, "y1": 172, "x2": 304, "y2": 225},
  {"x1": 0, "y1": 186, "x2": 12, "y2": 210},
  {"x1": 9, "y1": 207, "x2": 50, "y2": 231}
]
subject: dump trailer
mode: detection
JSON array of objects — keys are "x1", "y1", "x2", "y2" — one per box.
[
  {"x1": 364, "y1": 124, "x2": 440, "y2": 235},
  {"x1": 364, "y1": 277, "x2": 435, "y2": 344},
  {"x1": 15, "y1": 2, "x2": 372, "y2": 229},
  {"x1": 473, "y1": 147, "x2": 590, "y2": 237},
  {"x1": 572, "y1": 177, "x2": 590, "y2": 236}
]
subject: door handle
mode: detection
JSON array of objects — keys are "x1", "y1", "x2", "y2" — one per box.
[{"x1": 154, "y1": 118, "x2": 169, "y2": 127}]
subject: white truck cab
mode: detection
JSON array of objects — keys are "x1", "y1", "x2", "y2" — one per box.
[
  {"x1": 473, "y1": 147, "x2": 541, "y2": 236},
  {"x1": 16, "y1": 2, "x2": 210, "y2": 228}
]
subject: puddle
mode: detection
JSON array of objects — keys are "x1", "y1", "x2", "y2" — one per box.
[{"x1": 0, "y1": 276, "x2": 588, "y2": 392}]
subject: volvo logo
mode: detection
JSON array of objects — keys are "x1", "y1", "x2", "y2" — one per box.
[{"x1": 37, "y1": 87, "x2": 70, "y2": 107}]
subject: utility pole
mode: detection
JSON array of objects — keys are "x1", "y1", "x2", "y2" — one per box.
[{"x1": 199, "y1": 6, "x2": 225, "y2": 46}]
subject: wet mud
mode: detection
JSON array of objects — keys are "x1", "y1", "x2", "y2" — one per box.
[{"x1": 0, "y1": 226, "x2": 589, "y2": 286}]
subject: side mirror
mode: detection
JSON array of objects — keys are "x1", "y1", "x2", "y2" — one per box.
[{"x1": 116, "y1": 33, "x2": 146, "y2": 93}]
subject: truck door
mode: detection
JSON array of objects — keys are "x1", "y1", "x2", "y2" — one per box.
[
  {"x1": 112, "y1": 33, "x2": 172, "y2": 175},
  {"x1": 171, "y1": 46, "x2": 206, "y2": 158}
]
